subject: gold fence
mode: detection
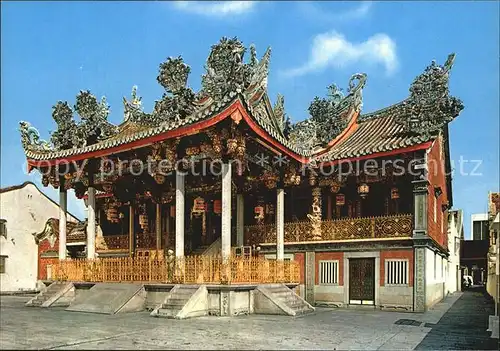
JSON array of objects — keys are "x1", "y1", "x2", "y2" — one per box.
[
  {"x1": 52, "y1": 255, "x2": 300, "y2": 284},
  {"x1": 245, "y1": 214, "x2": 413, "y2": 244}
]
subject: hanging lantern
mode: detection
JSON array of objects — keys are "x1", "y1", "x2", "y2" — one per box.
[
  {"x1": 193, "y1": 197, "x2": 206, "y2": 214},
  {"x1": 309, "y1": 173, "x2": 317, "y2": 186},
  {"x1": 336, "y1": 193, "x2": 345, "y2": 206},
  {"x1": 227, "y1": 138, "x2": 238, "y2": 154},
  {"x1": 154, "y1": 173, "x2": 166, "y2": 184},
  {"x1": 102, "y1": 182, "x2": 113, "y2": 193},
  {"x1": 358, "y1": 183, "x2": 370, "y2": 199},
  {"x1": 213, "y1": 200, "x2": 222, "y2": 215},
  {"x1": 107, "y1": 207, "x2": 119, "y2": 223},
  {"x1": 254, "y1": 206, "x2": 265, "y2": 219},
  {"x1": 391, "y1": 187, "x2": 400, "y2": 199},
  {"x1": 139, "y1": 213, "x2": 149, "y2": 231},
  {"x1": 64, "y1": 173, "x2": 73, "y2": 180},
  {"x1": 330, "y1": 182, "x2": 341, "y2": 194},
  {"x1": 41, "y1": 175, "x2": 50, "y2": 187}
]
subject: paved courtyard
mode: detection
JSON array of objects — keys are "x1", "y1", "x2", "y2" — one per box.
[{"x1": 0, "y1": 290, "x2": 497, "y2": 350}]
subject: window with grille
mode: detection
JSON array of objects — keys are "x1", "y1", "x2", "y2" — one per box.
[
  {"x1": 385, "y1": 259, "x2": 409, "y2": 285},
  {"x1": 319, "y1": 260, "x2": 339, "y2": 285},
  {"x1": 0, "y1": 219, "x2": 6, "y2": 239}
]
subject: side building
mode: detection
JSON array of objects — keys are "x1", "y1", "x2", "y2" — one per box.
[
  {"x1": 0, "y1": 182, "x2": 79, "y2": 293},
  {"x1": 446, "y1": 209, "x2": 463, "y2": 294}
]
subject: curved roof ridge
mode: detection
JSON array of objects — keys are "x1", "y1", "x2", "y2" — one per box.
[{"x1": 358, "y1": 99, "x2": 409, "y2": 122}]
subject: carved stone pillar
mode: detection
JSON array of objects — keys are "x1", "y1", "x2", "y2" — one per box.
[
  {"x1": 412, "y1": 179, "x2": 430, "y2": 238},
  {"x1": 414, "y1": 246, "x2": 426, "y2": 312},
  {"x1": 58, "y1": 183, "x2": 67, "y2": 260},
  {"x1": 276, "y1": 188, "x2": 285, "y2": 260},
  {"x1": 309, "y1": 187, "x2": 322, "y2": 240},
  {"x1": 221, "y1": 163, "x2": 232, "y2": 261},
  {"x1": 236, "y1": 194, "x2": 244, "y2": 247},
  {"x1": 87, "y1": 186, "x2": 96, "y2": 259},
  {"x1": 305, "y1": 251, "x2": 315, "y2": 305},
  {"x1": 156, "y1": 203, "x2": 162, "y2": 251},
  {"x1": 412, "y1": 178, "x2": 430, "y2": 312},
  {"x1": 175, "y1": 171, "x2": 185, "y2": 259},
  {"x1": 129, "y1": 204, "x2": 135, "y2": 257}
]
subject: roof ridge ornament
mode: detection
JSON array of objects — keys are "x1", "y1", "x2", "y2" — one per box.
[
  {"x1": 153, "y1": 56, "x2": 196, "y2": 124},
  {"x1": 123, "y1": 85, "x2": 147, "y2": 123},
  {"x1": 19, "y1": 121, "x2": 52, "y2": 152},
  {"x1": 396, "y1": 53, "x2": 463, "y2": 138}
]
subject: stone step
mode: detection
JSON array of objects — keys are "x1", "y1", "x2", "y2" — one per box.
[
  {"x1": 164, "y1": 298, "x2": 190, "y2": 307},
  {"x1": 158, "y1": 308, "x2": 181, "y2": 318},
  {"x1": 171, "y1": 289, "x2": 198, "y2": 296}
]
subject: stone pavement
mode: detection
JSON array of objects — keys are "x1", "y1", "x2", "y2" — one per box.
[
  {"x1": 415, "y1": 288, "x2": 499, "y2": 350},
  {"x1": 0, "y1": 290, "x2": 496, "y2": 350}
]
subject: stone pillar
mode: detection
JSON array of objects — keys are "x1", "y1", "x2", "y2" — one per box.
[
  {"x1": 236, "y1": 194, "x2": 244, "y2": 247},
  {"x1": 221, "y1": 162, "x2": 232, "y2": 261},
  {"x1": 310, "y1": 187, "x2": 322, "y2": 240},
  {"x1": 58, "y1": 184, "x2": 67, "y2": 260},
  {"x1": 156, "y1": 203, "x2": 162, "y2": 251},
  {"x1": 87, "y1": 186, "x2": 96, "y2": 259},
  {"x1": 412, "y1": 178, "x2": 430, "y2": 312},
  {"x1": 276, "y1": 188, "x2": 285, "y2": 260},
  {"x1": 129, "y1": 205, "x2": 135, "y2": 257},
  {"x1": 175, "y1": 171, "x2": 185, "y2": 259},
  {"x1": 412, "y1": 179, "x2": 429, "y2": 238}
]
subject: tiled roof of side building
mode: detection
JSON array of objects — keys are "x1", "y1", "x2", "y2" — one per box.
[{"x1": 315, "y1": 107, "x2": 431, "y2": 163}]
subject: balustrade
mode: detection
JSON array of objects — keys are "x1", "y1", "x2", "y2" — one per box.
[
  {"x1": 245, "y1": 214, "x2": 413, "y2": 245},
  {"x1": 52, "y1": 255, "x2": 300, "y2": 284}
]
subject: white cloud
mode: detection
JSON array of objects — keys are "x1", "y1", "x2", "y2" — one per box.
[
  {"x1": 172, "y1": 1, "x2": 256, "y2": 17},
  {"x1": 299, "y1": 1, "x2": 373, "y2": 24},
  {"x1": 283, "y1": 31, "x2": 398, "y2": 78}
]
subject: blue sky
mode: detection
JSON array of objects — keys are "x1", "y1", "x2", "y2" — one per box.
[{"x1": 1, "y1": 1, "x2": 499, "y2": 238}]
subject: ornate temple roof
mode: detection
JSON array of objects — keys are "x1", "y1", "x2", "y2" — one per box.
[{"x1": 19, "y1": 37, "x2": 463, "y2": 166}]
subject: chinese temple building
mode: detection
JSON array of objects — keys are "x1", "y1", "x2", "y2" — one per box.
[{"x1": 21, "y1": 37, "x2": 463, "y2": 313}]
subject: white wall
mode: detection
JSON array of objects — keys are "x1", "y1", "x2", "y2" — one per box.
[
  {"x1": 425, "y1": 247, "x2": 445, "y2": 308},
  {"x1": 446, "y1": 213, "x2": 461, "y2": 294},
  {"x1": 0, "y1": 183, "x2": 78, "y2": 292}
]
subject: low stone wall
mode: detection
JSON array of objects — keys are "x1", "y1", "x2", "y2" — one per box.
[
  {"x1": 314, "y1": 285, "x2": 344, "y2": 307},
  {"x1": 379, "y1": 286, "x2": 413, "y2": 311},
  {"x1": 207, "y1": 287, "x2": 254, "y2": 316}
]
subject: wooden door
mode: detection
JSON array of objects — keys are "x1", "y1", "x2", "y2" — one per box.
[{"x1": 349, "y1": 258, "x2": 375, "y2": 305}]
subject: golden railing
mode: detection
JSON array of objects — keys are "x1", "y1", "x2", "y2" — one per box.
[
  {"x1": 245, "y1": 214, "x2": 413, "y2": 244},
  {"x1": 52, "y1": 255, "x2": 300, "y2": 284}
]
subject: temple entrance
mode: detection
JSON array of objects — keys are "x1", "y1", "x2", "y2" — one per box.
[{"x1": 349, "y1": 258, "x2": 375, "y2": 305}]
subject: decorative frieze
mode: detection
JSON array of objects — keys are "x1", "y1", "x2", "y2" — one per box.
[{"x1": 245, "y1": 214, "x2": 414, "y2": 245}]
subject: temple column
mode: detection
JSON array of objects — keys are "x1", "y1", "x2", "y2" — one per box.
[
  {"x1": 87, "y1": 186, "x2": 96, "y2": 259},
  {"x1": 221, "y1": 162, "x2": 232, "y2": 261},
  {"x1": 276, "y1": 188, "x2": 285, "y2": 260},
  {"x1": 156, "y1": 203, "x2": 162, "y2": 251},
  {"x1": 412, "y1": 176, "x2": 430, "y2": 313},
  {"x1": 236, "y1": 194, "x2": 244, "y2": 247},
  {"x1": 310, "y1": 187, "x2": 322, "y2": 240},
  {"x1": 175, "y1": 171, "x2": 185, "y2": 259},
  {"x1": 58, "y1": 181, "x2": 67, "y2": 260},
  {"x1": 129, "y1": 204, "x2": 135, "y2": 257}
]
